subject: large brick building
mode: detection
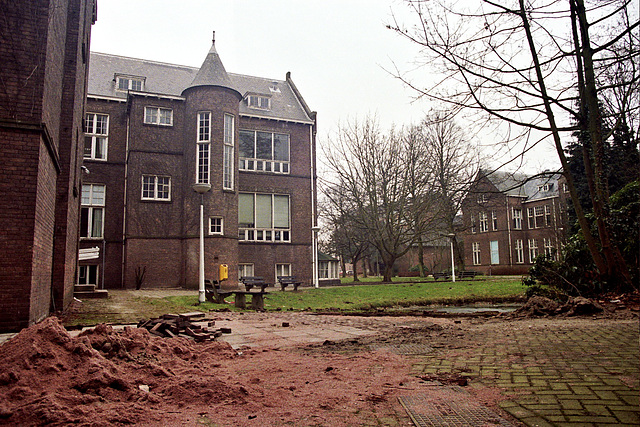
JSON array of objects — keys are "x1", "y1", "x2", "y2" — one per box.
[
  {"x1": 461, "y1": 170, "x2": 568, "y2": 275},
  {"x1": 0, "y1": 0, "x2": 96, "y2": 331},
  {"x1": 80, "y1": 36, "x2": 318, "y2": 290}
]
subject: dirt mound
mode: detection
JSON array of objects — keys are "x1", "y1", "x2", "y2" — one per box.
[
  {"x1": 512, "y1": 296, "x2": 611, "y2": 318},
  {"x1": 0, "y1": 317, "x2": 242, "y2": 426}
]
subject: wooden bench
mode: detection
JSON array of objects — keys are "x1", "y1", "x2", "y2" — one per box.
[
  {"x1": 459, "y1": 271, "x2": 479, "y2": 279},
  {"x1": 432, "y1": 272, "x2": 451, "y2": 280},
  {"x1": 239, "y1": 276, "x2": 270, "y2": 292},
  {"x1": 205, "y1": 279, "x2": 268, "y2": 310},
  {"x1": 277, "y1": 275, "x2": 302, "y2": 291}
]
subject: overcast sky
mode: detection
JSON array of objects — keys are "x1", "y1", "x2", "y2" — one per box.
[{"x1": 90, "y1": 0, "x2": 560, "y2": 172}]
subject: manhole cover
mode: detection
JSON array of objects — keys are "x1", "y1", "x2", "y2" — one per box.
[
  {"x1": 369, "y1": 343, "x2": 435, "y2": 355},
  {"x1": 399, "y1": 388, "x2": 513, "y2": 427}
]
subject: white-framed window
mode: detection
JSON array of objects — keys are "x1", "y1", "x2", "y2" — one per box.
[
  {"x1": 238, "y1": 130, "x2": 290, "y2": 174},
  {"x1": 471, "y1": 215, "x2": 477, "y2": 234},
  {"x1": 84, "y1": 113, "x2": 108, "y2": 160},
  {"x1": 512, "y1": 208, "x2": 523, "y2": 230},
  {"x1": 527, "y1": 207, "x2": 535, "y2": 229},
  {"x1": 537, "y1": 183, "x2": 552, "y2": 192},
  {"x1": 491, "y1": 211, "x2": 498, "y2": 231},
  {"x1": 209, "y1": 217, "x2": 223, "y2": 235},
  {"x1": 477, "y1": 194, "x2": 487, "y2": 204},
  {"x1": 544, "y1": 205, "x2": 552, "y2": 227},
  {"x1": 534, "y1": 206, "x2": 544, "y2": 228},
  {"x1": 144, "y1": 107, "x2": 173, "y2": 126},
  {"x1": 528, "y1": 239, "x2": 539, "y2": 263},
  {"x1": 472, "y1": 242, "x2": 481, "y2": 265},
  {"x1": 275, "y1": 263, "x2": 291, "y2": 278},
  {"x1": 142, "y1": 175, "x2": 171, "y2": 201},
  {"x1": 223, "y1": 113, "x2": 234, "y2": 190},
  {"x1": 479, "y1": 211, "x2": 488, "y2": 233},
  {"x1": 247, "y1": 94, "x2": 271, "y2": 110},
  {"x1": 543, "y1": 238, "x2": 555, "y2": 259},
  {"x1": 238, "y1": 264, "x2": 254, "y2": 279},
  {"x1": 238, "y1": 193, "x2": 290, "y2": 242},
  {"x1": 80, "y1": 184, "x2": 105, "y2": 239},
  {"x1": 78, "y1": 265, "x2": 98, "y2": 285},
  {"x1": 116, "y1": 75, "x2": 144, "y2": 91},
  {"x1": 196, "y1": 112, "x2": 211, "y2": 184},
  {"x1": 490, "y1": 240, "x2": 499, "y2": 264},
  {"x1": 515, "y1": 239, "x2": 524, "y2": 263},
  {"x1": 319, "y1": 261, "x2": 339, "y2": 279}
]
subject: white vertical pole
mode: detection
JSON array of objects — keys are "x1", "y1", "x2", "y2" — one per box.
[
  {"x1": 450, "y1": 238, "x2": 456, "y2": 283},
  {"x1": 198, "y1": 200, "x2": 206, "y2": 303}
]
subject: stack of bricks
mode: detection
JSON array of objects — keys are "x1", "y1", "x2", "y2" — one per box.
[{"x1": 137, "y1": 312, "x2": 229, "y2": 342}]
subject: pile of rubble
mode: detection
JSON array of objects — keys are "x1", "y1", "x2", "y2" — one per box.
[{"x1": 137, "y1": 312, "x2": 230, "y2": 342}]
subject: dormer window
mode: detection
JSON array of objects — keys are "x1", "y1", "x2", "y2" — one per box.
[
  {"x1": 115, "y1": 74, "x2": 144, "y2": 91},
  {"x1": 537, "y1": 183, "x2": 552, "y2": 192},
  {"x1": 247, "y1": 94, "x2": 271, "y2": 110}
]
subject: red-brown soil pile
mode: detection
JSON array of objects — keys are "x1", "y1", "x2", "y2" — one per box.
[{"x1": 0, "y1": 317, "x2": 414, "y2": 426}]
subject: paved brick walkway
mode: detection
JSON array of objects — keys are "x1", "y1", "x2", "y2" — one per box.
[{"x1": 411, "y1": 318, "x2": 639, "y2": 426}]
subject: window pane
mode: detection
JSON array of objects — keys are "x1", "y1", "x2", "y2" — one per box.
[
  {"x1": 238, "y1": 194, "x2": 255, "y2": 227},
  {"x1": 239, "y1": 131, "x2": 255, "y2": 158},
  {"x1": 256, "y1": 132, "x2": 272, "y2": 160},
  {"x1": 84, "y1": 137, "x2": 93, "y2": 157},
  {"x1": 157, "y1": 177, "x2": 170, "y2": 199},
  {"x1": 92, "y1": 185, "x2": 105, "y2": 205},
  {"x1": 95, "y1": 137, "x2": 106, "y2": 159},
  {"x1": 91, "y1": 207, "x2": 103, "y2": 237},
  {"x1": 223, "y1": 145, "x2": 233, "y2": 189},
  {"x1": 84, "y1": 114, "x2": 93, "y2": 133},
  {"x1": 273, "y1": 195, "x2": 289, "y2": 228},
  {"x1": 255, "y1": 194, "x2": 272, "y2": 228},
  {"x1": 80, "y1": 208, "x2": 89, "y2": 237},
  {"x1": 142, "y1": 176, "x2": 154, "y2": 198},
  {"x1": 274, "y1": 134, "x2": 289, "y2": 161},
  {"x1": 224, "y1": 114, "x2": 234, "y2": 145},
  {"x1": 118, "y1": 78, "x2": 129, "y2": 90},
  {"x1": 160, "y1": 109, "x2": 172, "y2": 125},
  {"x1": 145, "y1": 107, "x2": 157, "y2": 124}
]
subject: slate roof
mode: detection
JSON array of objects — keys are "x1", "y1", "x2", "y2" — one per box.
[
  {"x1": 87, "y1": 51, "x2": 314, "y2": 124},
  {"x1": 484, "y1": 170, "x2": 562, "y2": 201}
]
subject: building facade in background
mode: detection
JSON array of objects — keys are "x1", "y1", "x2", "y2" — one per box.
[
  {"x1": 80, "y1": 38, "x2": 318, "y2": 290},
  {"x1": 461, "y1": 170, "x2": 568, "y2": 275},
  {"x1": 0, "y1": 0, "x2": 96, "y2": 331}
]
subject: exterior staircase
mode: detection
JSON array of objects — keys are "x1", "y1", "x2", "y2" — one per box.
[{"x1": 74, "y1": 284, "x2": 109, "y2": 299}]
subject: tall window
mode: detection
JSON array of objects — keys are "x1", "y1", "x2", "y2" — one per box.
[
  {"x1": 197, "y1": 112, "x2": 211, "y2": 184},
  {"x1": 512, "y1": 208, "x2": 522, "y2": 230},
  {"x1": 84, "y1": 113, "x2": 108, "y2": 160},
  {"x1": 527, "y1": 207, "x2": 535, "y2": 229},
  {"x1": 528, "y1": 239, "x2": 539, "y2": 263},
  {"x1": 544, "y1": 205, "x2": 552, "y2": 227},
  {"x1": 209, "y1": 217, "x2": 223, "y2": 235},
  {"x1": 238, "y1": 264, "x2": 254, "y2": 278},
  {"x1": 472, "y1": 242, "x2": 481, "y2": 265},
  {"x1": 223, "y1": 114, "x2": 234, "y2": 190},
  {"x1": 238, "y1": 193, "x2": 290, "y2": 242},
  {"x1": 80, "y1": 184, "x2": 105, "y2": 238},
  {"x1": 479, "y1": 211, "x2": 488, "y2": 233},
  {"x1": 544, "y1": 238, "x2": 555, "y2": 259},
  {"x1": 515, "y1": 239, "x2": 524, "y2": 263},
  {"x1": 144, "y1": 107, "x2": 173, "y2": 126},
  {"x1": 142, "y1": 175, "x2": 171, "y2": 201},
  {"x1": 491, "y1": 211, "x2": 498, "y2": 231},
  {"x1": 471, "y1": 216, "x2": 477, "y2": 233},
  {"x1": 238, "y1": 130, "x2": 290, "y2": 174},
  {"x1": 534, "y1": 206, "x2": 544, "y2": 228},
  {"x1": 276, "y1": 264, "x2": 291, "y2": 278}
]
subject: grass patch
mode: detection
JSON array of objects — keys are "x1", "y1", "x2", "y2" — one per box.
[{"x1": 62, "y1": 278, "x2": 526, "y2": 327}]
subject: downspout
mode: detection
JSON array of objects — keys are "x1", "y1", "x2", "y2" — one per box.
[
  {"x1": 121, "y1": 94, "x2": 132, "y2": 288},
  {"x1": 506, "y1": 195, "x2": 512, "y2": 267},
  {"x1": 310, "y1": 118, "x2": 319, "y2": 288}
]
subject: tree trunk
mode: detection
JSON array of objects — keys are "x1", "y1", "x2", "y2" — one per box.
[{"x1": 417, "y1": 241, "x2": 425, "y2": 277}]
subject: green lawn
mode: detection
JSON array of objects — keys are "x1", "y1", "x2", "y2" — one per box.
[{"x1": 169, "y1": 277, "x2": 526, "y2": 312}]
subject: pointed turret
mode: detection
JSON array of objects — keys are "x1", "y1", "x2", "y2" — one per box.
[{"x1": 184, "y1": 32, "x2": 238, "y2": 94}]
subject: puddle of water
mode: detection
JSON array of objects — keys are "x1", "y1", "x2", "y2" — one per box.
[{"x1": 432, "y1": 305, "x2": 520, "y2": 313}]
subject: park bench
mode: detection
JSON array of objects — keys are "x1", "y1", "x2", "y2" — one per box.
[
  {"x1": 432, "y1": 272, "x2": 451, "y2": 280},
  {"x1": 277, "y1": 275, "x2": 302, "y2": 291},
  {"x1": 459, "y1": 271, "x2": 479, "y2": 279},
  {"x1": 239, "y1": 276, "x2": 270, "y2": 292},
  {"x1": 205, "y1": 279, "x2": 268, "y2": 310}
]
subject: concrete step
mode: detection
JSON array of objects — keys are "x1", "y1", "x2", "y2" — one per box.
[
  {"x1": 74, "y1": 289, "x2": 109, "y2": 299},
  {"x1": 74, "y1": 284, "x2": 96, "y2": 293}
]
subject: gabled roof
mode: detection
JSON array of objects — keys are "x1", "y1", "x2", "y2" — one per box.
[
  {"x1": 482, "y1": 169, "x2": 562, "y2": 201},
  {"x1": 87, "y1": 52, "x2": 315, "y2": 124}
]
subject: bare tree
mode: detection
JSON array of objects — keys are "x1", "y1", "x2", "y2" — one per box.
[
  {"x1": 323, "y1": 117, "x2": 436, "y2": 282},
  {"x1": 389, "y1": 0, "x2": 639, "y2": 289}
]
